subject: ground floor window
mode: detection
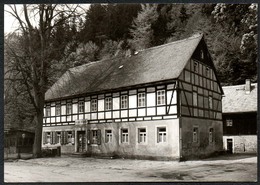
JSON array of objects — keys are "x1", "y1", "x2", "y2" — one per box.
[
  {"x1": 193, "y1": 127, "x2": 198, "y2": 142},
  {"x1": 121, "y1": 128, "x2": 129, "y2": 143},
  {"x1": 157, "y1": 127, "x2": 166, "y2": 143},
  {"x1": 46, "y1": 132, "x2": 51, "y2": 144},
  {"x1": 88, "y1": 129, "x2": 101, "y2": 145},
  {"x1": 209, "y1": 128, "x2": 214, "y2": 143},
  {"x1": 105, "y1": 130, "x2": 112, "y2": 143},
  {"x1": 67, "y1": 131, "x2": 75, "y2": 144},
  {"x1": 138, "y1": 128, "x2": 146, "y2": 143}
]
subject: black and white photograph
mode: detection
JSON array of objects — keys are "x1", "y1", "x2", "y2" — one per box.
[{"x1": 3, "y1": 3, "x2": 257, "y2": 182}]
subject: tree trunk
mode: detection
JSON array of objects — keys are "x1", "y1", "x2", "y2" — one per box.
[{"x1": 33, "y1": 93, "x2": 44, "y2": 158}]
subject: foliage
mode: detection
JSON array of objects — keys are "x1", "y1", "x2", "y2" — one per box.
[{"x1": 129, "y1": 4, "x2": 159, "y2": 51}]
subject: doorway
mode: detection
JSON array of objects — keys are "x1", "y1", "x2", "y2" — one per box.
[
  {"x1": 77, "y1": 131, "x2": 86, "y2": 153},
  {"x1": 227, "y1": 139, "x2": 233, "y2": 154}
]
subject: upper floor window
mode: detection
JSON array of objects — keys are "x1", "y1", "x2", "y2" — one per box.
[
  {"x1": 157, "y1": 127, "x2": 166, "y2": 143},
  {"x1": 209, "y1": 96, "x2": 213, "y2": 109},
  {"x1": 157, "y1": 90, "x2": 165, "y2": 105},
  {"x1": 56, "y1": 104, "x2": 61, "y2": 116},
  {"x1": 193, "y1": 92, "x2": 198, "y2": 107},
  {"x1": 66, "y1": 103, "x2": 72, "y2": 115},
  {"x1": 91, "y1": 99, "x2": 97, "y2": 112},
  {"x1": 194, "y1": 62, "x2": 198, "y2": 73},
  {"x1": 105, "y1": 97, "x2": 112, "y2": 110},
  {"x1": 138, "y1": 93, "x2": 146, "y2": 107},
  {"x1": 46, "y1": 106, "x2": 51, "y2": 117},
  {"x1": 206, "y1": 67, "x2": 210, "y2": 77},
  {"x1": 121, "y1": 95, "x2": 128, "y2": 109},
  {"x1": 78, "y1": 101, "x2": 85, "y2": 113}
]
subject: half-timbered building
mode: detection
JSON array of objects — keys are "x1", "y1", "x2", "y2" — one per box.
[
  {"x1": 42, "y1": 33, "x2": 223, "y2": 160},
  {"x1": 222, "y1": 80, "x2": 257, "y2": 154}
]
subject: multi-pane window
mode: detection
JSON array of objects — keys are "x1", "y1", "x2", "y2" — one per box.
[
  {"x1": 157, "y1": 90, "x2": 165, "y2": 105},
  {"x1": 138, "y1": 128, "x2": 146, "y2": 143},
  {"x1": 56, "y1": 104, "x2": 61, "y2": 116},
  {"x1": 226, "y1": 119, "x2": 233, "y2": 127},
  {"x1": 91, "y1": 99, "x2": 97, "y2": 112},
  {"x1": 92, "y1": 130, "x2": 98, "y2": 144},
  {"x1": 138, "y1": 93, "x2": 146, "y2": 107},
  {"x1": 206, "y1": 67, "x2": 210, "y2": 77},
  {"x1": 45, "y1": 106, "x2": 51, "y2": 117},
  {"x1": 78, "y1": 101, "x2": 85, "y2": 113},
  {"x1": 193, "y1": 92, "x2": 198, "y2": 106},
  {"x1": 193, "y1": 127, "x2": 198, "y2": 142},
  {"x1": 209, "y1": 128, "x2": 214, "y2": 143},
  {"x1": 67, "y1": 131, "x2": 74, "y2": 144},
  {"x1": 105, "y1": 130, "x2": 112, "y2": 143},
  {"x1": 66, "y1": 103, "x2": 72, "y2": 114},
  {"x1": 105, "y1": 97, "x2": 112, "y2": 110},
  {"x1": 209, "y1": 96, "x2": 213, "y2": 109},
  {"x1": 121, "y1": 128, "x2": 129, "y2": 143},
  {"x1": 56, "y1": 132, "x2": 61, "y2": 144},
  {"x1": 157, "y1": 127, "x2": 166, "y2": 143},
  {"x1": 121, "y1": 95, "x2": 128, "y2": 109},
  {"x1": 46, "y1": 132, "x2": 51, "y2": 144},
  {"x1": 194, "y1": 62, "x2": 198, "y2": 72}
]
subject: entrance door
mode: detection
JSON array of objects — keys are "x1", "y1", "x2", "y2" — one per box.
[
  {"x1": 77, "y1": 131, "x2": 86, "y2": 153},
  {"x1": 227, "y1": 139, "x2": 233, "y2": 154}
]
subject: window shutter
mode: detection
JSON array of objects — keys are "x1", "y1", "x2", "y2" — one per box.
[
  {"x1": 61, "y1": 131, "x2": 64, "y2": 145},
  {"x1": 72, "y1": 131, "x2": 75, "y2": 144},
  {"x1": 43, "y1": 132, "x2": 46, "y2": 144},
  {"x1": 50, "y1": 132, "x2": 53, "y2": 144},
  {"x1": 97, "y1": 129, "x2": 101, "y2": 145},
  {"x1": 54, "y1": 132, "x2": 58, "y2": 144},
  {"x1": 87, "y1": 130, "x2": 91, "y2": 145},
  {"x1": 65, "y1": 131, "x2": 68, "y2": 144}
]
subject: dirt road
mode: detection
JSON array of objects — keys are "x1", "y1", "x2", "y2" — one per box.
[{"x1": 4, "y1": 154, "x2": 257, "y2": 182}]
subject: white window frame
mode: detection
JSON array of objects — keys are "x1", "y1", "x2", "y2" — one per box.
[
  {"x1": 194, "y1": 61, "x2": 198, "y2": 73},
  {"x1": 157, "y1": 90, "x2": 165, "y2": 105},
  {"x1": 121, "y1": 95, "x2": 128, "y2": 109},
  {"x1": 121, "y1": 128, "x2": 129, "y2": 143},
  {"x1": 56, "y1": 104, "x2": 61, "y2": 116},
  {"x1": 138, "y1": 128, "x2": 147, "y2": 143},
  {"x1": 157, "y1": 127, "x2": 167, "y2": 143},
  {"x1": 78, "y1": 101, "x2": 85, "y2": 113},
  {"x1": 56, "y1": 132, "x2": 61, "y2": 144},
  {"x1": 105, "y1": 97, "x2": 112, "y2": 110},
  {"x1": 138, "y1": 93, "x2": 146, "y2": 107},
  {"x1": 193, "y1": 127, "x2": 198, "y2": 143},
  {"x1": 209, "y1": 96, "x2": 213, "y2": 109},
  {"x1": 193, "y1": 92, "x2": 198, "y2": 107},
  {"x1": 209, "y1": 128, "x2": 214, "y2": 143},
  {"x1": 91, "y1": 99, "x2": 97, "y2": 112},
  {"x1": 66, "y1": 103, "x2": 72, "y2": 115},
  {"x1": 105, "y1": 130, "x2": 112, "y2": 143},
  {"x1": 46, "y1": 132, "x2": 51, "y2": 144},
  {"x1": 46, "y1": 106, "x2": 51, "y2": 117}
]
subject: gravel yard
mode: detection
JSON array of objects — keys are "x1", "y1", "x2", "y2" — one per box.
[{"x1": 4, "y1": 154, "x2": 257, "y2": 182}]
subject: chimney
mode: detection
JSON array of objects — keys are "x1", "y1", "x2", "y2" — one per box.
[{"x1": 245, "y1": 79, "x2": 251, "y2": 94}]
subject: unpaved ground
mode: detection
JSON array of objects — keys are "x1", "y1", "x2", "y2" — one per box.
[{"x1": 4, "y1": 154, "x2": 257, "y2": 182}]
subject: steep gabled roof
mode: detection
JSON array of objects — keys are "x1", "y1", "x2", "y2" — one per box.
[
  {"x1": 45, "y1": 33, "x2": 204, "y2": 101},
  {"x1": 222, "y1": 83, "x2": 257, "y2": 113}
]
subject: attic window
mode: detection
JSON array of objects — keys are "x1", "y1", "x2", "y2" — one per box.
[
  {"x1": 119, "y1": 65, "x2": 123, "y2": 69},
  {"x1": 194, "y1": 62, "x2": 198, "y2": 73},
  {"x1": 200, "y1": 50, "x2": 204, "y2": 59}
]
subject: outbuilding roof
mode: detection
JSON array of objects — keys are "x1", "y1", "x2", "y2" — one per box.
[
  {"x1": 45, "y1": 33, "x2": 204, "y2": 101},
  {"x1": 222, "y1": 83, "x2": 257, "y2": 113}
]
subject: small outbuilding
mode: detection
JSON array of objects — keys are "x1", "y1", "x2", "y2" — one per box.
[
  {"x1": 222, "y1": 80, "x2": 257, "y2": 154},
  {"x1": 4, "y1": 128, "x2": 35, "y2": 159}
]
